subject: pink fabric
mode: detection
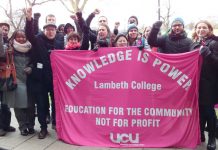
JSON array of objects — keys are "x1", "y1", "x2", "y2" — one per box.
[{"x1": 51, "y1": 47, "x2": 202, "y2": 148}]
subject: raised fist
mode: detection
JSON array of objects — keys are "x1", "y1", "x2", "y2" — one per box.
[
  {"x1": 70, "y1": 15, "x2": 77, "y2": 20},
  {"x1": 76, "y1": 11, "x2": 82, "y2": 19},
  {"x1": 114, "y1": 22, "x2": 120, "y2": 29},
  {"x1": 34, "y1": 13, "x2": 41, "y2": 20},
  {"x1": 93, "y1": 9, "x2": 100, "y2": 15},
  {"x1": 153, "y1": 21, "x2": 162, "y2": 29},
  {"x1": 25, "y1": 7, "x2": 32, "y2": 21}
]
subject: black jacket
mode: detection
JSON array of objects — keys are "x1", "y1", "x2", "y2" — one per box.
[
  {"x1": 148, "y1": 27, "x2": 192, "y2": 54},
  {"x1": 25, "y1": 19, "x2": 64, "y2": 88},
  {"x1": 191, "y1": 37, "x2": 218, "y2": 105}
]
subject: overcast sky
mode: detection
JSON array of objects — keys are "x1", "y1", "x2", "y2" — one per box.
[{"x1": 1, "y1": 0, "x2": 218, "y2": 30}]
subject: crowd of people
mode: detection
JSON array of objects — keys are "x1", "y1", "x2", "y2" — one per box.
[{"x1": 0, "y1": 7, "x2": 218, "y2": 150}]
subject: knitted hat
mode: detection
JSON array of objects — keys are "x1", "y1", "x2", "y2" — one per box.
[
  {"x1": 171, "y1": 17, "x2": 184, "y2": 27},
  {"x1": 127, "y1": 23, "x2": 138, "y2": 33}
]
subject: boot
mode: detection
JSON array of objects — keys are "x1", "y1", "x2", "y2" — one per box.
[
  {"x1": 207, "y1": 137, "x2": 216, "y2": 150},
  {"x1": 38, "y1": 129, "x2": 48, "y2": 139},
  {"x1": 207, "y1": 110, "x2": 217, "y2": 150}
]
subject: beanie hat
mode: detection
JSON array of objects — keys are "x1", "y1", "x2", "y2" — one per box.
[
  {"x1": 171, "y1": 17, "x2": 184, "y2": 27},
  {"x1": 127, "y1": 23, "x2": 138, "y2": 33}
]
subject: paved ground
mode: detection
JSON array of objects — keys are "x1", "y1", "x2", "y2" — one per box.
[{"x1": 0, "y1": 110, "x2": 214, "y2": 150}]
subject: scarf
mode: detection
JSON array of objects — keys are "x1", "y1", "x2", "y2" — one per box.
[
  {"x1": 65, "y1": 42, "x2": 81, "y2": 50},
  {"x1": 13, "y1": 39, "x2": 32, "y2": 53}
]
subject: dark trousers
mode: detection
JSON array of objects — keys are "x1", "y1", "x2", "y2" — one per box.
[
  {"x1": 14, "y1": 107, "x2": 35, "y2": 131},
  {"x1": 0, "y1": 91, "x2": 11, "y2": 130},
  {"x1": 29, "y1": 82, "x2": 48, "y2": 130},
  {"x1": 199, "y1": 105, "x2": 217, "y2": 138},
  {"x1": 0, "y1": 103, "x2": 11, "y2": 130}
]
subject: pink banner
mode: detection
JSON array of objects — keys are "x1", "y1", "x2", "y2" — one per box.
[{"x1": 51, "y1": 47, "x2": 202, "y2": 148}]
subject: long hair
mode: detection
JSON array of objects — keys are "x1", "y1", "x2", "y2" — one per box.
[{"x1": 192, "y1": 20, "x2": 214, "y2": 42}]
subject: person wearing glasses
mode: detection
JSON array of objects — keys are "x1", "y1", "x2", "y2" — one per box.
[
  {"x1": 147, "y1": 17, "x2": 192, "y2": 54},
  {"x1": 25, "y1": 7, "x2": 64, "y2": 139}
]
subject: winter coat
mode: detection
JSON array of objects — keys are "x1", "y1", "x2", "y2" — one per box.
[
  {"x1": 3, "y1": 49, "x2": 34, "y2": 108},
  {"x1": 0, "y1": 32, "x2": 32, "y2": 108},
  {"x1": 148, "y1": 27, "x2": 192, "y2": 53},
  {"x1": 191, "y1": 36, "x2": 218, "y2": 105},
  {"x1": 25, "y1": 18, "x2": 64, "y2": 91}
]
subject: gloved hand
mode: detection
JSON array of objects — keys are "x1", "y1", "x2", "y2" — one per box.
[
  {"x1": 97, "y1": 40, "x2": 109, "y2": 47},
  {"x1": 153, "y1": 21, "x2": 162, "y2": 29},
  {"x1": 34, "y1": 13, "x2": 41, "y2": 20},
  {"x1": 200, "y1": 46, "x2": 211, "y2": 57},
  {"x1": 137, "y1": 45, "x2": 144, "y2": 51}
]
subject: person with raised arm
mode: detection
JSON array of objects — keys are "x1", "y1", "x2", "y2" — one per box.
[{"x1": 25, "y1": 7, "x2": 63, "y2": 139}]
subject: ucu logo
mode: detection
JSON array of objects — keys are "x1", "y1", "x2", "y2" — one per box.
[{"x1": 110, "y1": 133, "x2": 139, "y2": 144}]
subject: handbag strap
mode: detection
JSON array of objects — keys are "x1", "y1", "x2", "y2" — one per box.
[{"x1": 6, "y1": 46, "x2": 17, "y2": 84}]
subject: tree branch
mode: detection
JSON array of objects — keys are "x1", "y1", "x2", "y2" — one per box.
[
  {"x1": 59, "y1": 0, "x2": 74, "y2": 13},
  {"x1": 71, "y1": 0, "x2": 76, "y2": 12},
  {"x1": 0, "y1": 5, "x2": 8, "y2": 13},
  {"x1": 80, "y1": 0, "x2": 88, "y2": 11},
  {"x1": 34, "y1": 0, "x2": 57, "y2": 5}
]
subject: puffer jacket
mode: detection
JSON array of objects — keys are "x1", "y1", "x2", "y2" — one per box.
[{"x1": 148, "y1": 27, "x2": 192, "y2": 53}]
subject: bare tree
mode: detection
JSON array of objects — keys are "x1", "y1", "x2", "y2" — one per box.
[
  {"x1": 0, "y1": 0, "x2": 24, "y2": 31},
  {"x1": 0, "y1": 0, "x2": 57, "y2": 31},
  {"x1": 160, "y1": 0, "x2": 174, "y2": 32},
  {"x1": 25, "y1": 0, "x2": 56, "y2": 6},
  {"x1": 59, "y1": 0, "x2": 89, "y2": 14}
]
